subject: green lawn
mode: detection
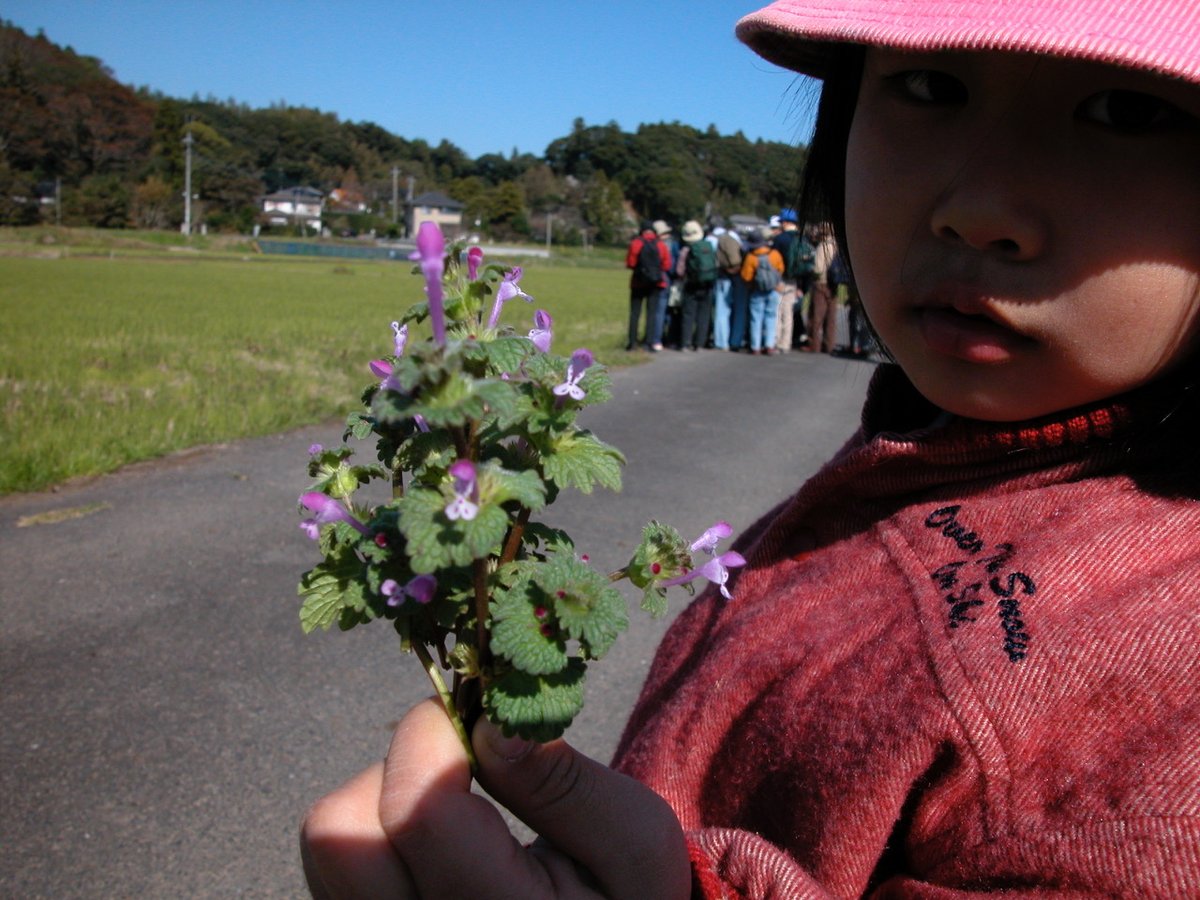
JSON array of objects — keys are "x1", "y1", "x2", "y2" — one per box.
[{"x1": 0, "y1": 248, "x2": 636, "y2": 494}]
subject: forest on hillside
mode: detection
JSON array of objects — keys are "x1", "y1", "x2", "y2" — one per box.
[{"x1": 0, "y1": 22, "x2": 807, "y2": 245}]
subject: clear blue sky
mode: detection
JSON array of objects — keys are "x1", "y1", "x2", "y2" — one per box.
[{"x1": 2, "y1": 0, "x2": 820, "y2": 160}]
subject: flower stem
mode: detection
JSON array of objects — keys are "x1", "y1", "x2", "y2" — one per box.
[
  {"x1": 412, "y1": 640, "x2": 477, "y2": 772},
  {"x1": 500, "y1": 506, "x2": 531, "y2": 565},
  {"x1": 472, "y1": 558, "x2": 491, "y2": 671}
]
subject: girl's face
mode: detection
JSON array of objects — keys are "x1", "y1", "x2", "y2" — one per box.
[{"x1": 846, "y1": 49, "x2": 1200, "y2": 421}]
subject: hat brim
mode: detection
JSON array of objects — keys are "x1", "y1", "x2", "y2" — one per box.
[{"x1": 737, "y1": 0, "x2": 1200, "y2": 84}]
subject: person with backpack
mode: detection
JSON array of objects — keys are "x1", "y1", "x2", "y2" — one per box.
[
  {"x1": 739, "y1": 227, "x2": 785, "y2": 355},
  {"x1": 712, "y1": 220, "x2": 745, "y2": 350},
  {"x1": 770, "y1": 207, "x2": 810, "y2": 352},
  {"x1": 674, "y1": 220, "x2": 718, "y2": 351},
  {"x1": 624, "y1": 220, "x2": 672, "y2": 351}
]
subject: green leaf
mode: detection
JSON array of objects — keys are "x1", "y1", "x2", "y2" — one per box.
[
  {"x1": 406, "y1": 373, "x2": 517, "y2": 429},
  {"x1": 536, "y1": 554, "x2": 628, "y2": 659},
  {"x1": 393, "y1": 429, "x2": 455, "y2": 479},
  {"x1": 640, "y1": 585, "x2": 669, "y2": 618},
  {"x1": 483, "y1": 335, "x2": 534, "y2": 375},
  {"x1": 371, "y1": 384, "x2": 418, "y2": 426},
  {"x1": 298, "y1": 546, "x2": 370, "y2": 633},
  {"x1": 397, "y1": 487, "x2": 510, "y2": 571},
  {"x1": 344, "y1": 410, "x2": 375, "y2": 441},
  {"x1": 542, "y1": 430, "x2": 625, "y2": 495},
  {"x1": 483, "y1": 659, "x2": 586, "y2": 741},
  {"x1": 491, "y1": 580, "x2": 569, "y2": 675},
  {"x1": 481, "y1": 463, "x2": 546, "y2": 512}
]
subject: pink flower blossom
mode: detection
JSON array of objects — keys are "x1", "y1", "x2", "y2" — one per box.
[
  {"x1": 487, "y1": 266, "x2": 534, "y2": 328},
  {"x1": 409, "y1": 222, "x2": 446, "y2": 345},
  {"x1": 691, "y1": 521, "x2": 733, "y2": 555},
  {"x1": 659, "y1": 551, "x2": 747, "y2": 601},
  {"x1": 552, "y1": 348, "x2": 595, "y2": 401},
  {"x1": 444, "y1": 459, "x2": 479, "y2": 521},
  {"x1": 391, "y1": 321, "x2": 408, "y2": 356},
  {"x1": 529, "y1": 309, "x2": 553, "y2": 353},
  {"x1": 382, "y1": 573, "x2": 438, "y2": 607},
  {"x1": 298, "y1": 491, "x2": 370, "y2": 539},
  {"x1": 466, "y1": 246, "x2": 483, "y2": 280}
]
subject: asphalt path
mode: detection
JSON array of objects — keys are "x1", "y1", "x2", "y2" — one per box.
[{"x1": 0, "y1": 349, "x2": 875, "y2": 898}]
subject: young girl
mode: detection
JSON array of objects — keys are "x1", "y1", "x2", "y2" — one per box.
[{"x1": 301, "y1": 1, "x2": 1200, "y2": 895}]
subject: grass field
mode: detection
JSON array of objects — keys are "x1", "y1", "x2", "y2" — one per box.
[{"x1": 0, "y1": 235, "x2": 637, "y2": 495}]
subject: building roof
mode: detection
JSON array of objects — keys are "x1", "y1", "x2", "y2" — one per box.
[
  {"x1": 412, "y1": 191, "x2": 463, "y2": 209},
  {"x1": 262, "y1": 186, "x2": 324, "y2": 202}
]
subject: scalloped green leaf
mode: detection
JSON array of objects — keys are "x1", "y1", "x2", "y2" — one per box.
[
  {"x1": 542, "y1": 430, "x2": 624, "y2": 494},
  {"x1": 491, "y1": 581, "x2": 569, "y2": 675},
  {"x1": 483, "y1": 659, "x2": 586, "y2": 741},
  {"x1": 397, "y1": 487, "x2": 510, "y2": 571},
  {"x1": 484, "y1": 336, "x2": 534, "y2": 375},
  {"x1": 344, "y1": 410, "x2": 375, "y2": 441},
  {"x1": 407, "y1": 374, "x2": 517, "y2": 428},
  {"x1": 481, "y1": 463, "x2": 546, "y2": 511},
  {"x1": 299, "y1": 546, "x2": 370, "y2": 633},
  {"x1": 535, "y1": 554, "x2": 628, "y2": 659}
]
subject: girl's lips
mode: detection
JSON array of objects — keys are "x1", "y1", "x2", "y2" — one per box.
[{"x1": 916, "y1": 306, "x2": 1028, "y2": 363}]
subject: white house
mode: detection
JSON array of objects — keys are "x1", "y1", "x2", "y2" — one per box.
[
  {"x1": 261, "y1": 186, "x2": 324, "y2": 232},
  {"x1": 408, "y1": 191, "x2": 464, "y2": 238}
]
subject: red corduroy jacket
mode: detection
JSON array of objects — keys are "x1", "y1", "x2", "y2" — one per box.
[{"x1": 613, "y1": 365, "x2": 1200, "y2": 898}]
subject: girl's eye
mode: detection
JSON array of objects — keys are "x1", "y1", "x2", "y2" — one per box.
[
  {"x1": 888, "y1": 70, "x2": 968, "y2": 105},
  {"x1": 1076, "y1": 90, "x2": 1188, "y2": 133}
]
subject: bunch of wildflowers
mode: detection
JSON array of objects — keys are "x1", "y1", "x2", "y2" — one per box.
[{"x1": 296, "y1": 223, "x2": 743, "y2": 765}]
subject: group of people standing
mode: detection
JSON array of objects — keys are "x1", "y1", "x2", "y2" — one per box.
[{"x1": 624, "y1": 210, "x2": 869, "y2": 357}]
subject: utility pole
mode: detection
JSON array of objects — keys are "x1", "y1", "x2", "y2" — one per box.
[
  {"x1": 405, "y1": 175, "x2": 415, "y2": 238},
  {"x1": 391, "y1": 166, "x2": 399, "y2": 225},
  {"x1": 182, "y1": 130, "x2": 194, "y2": 236}
]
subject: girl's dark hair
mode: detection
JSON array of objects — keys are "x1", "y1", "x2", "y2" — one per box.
[{"x1": 798, "y1": 45, "x2": 865, "y2": 270}]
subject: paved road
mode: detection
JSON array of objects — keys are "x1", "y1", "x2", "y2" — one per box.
[{"x1": 0, "y1": 349, "x2": 875, "y2": 898}]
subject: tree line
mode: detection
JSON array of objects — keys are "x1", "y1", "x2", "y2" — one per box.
[{"x1": 0, "y1": 22, "x2": 807, "y2": 245}]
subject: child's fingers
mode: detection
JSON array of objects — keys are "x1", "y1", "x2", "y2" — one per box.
[
  {"x1": 472, "y1": 716, "x2": 692, "y2": 900},
  {"x1": 377, "y1": 699, "x2": 573, "y2": 899},
  {"x1": 300, "y1": 761, "x2": 418, "y2": 898}
]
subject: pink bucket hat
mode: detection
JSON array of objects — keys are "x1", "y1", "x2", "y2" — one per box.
[{"x1": 737, "y1": 0, "x2": 1200, "y2": 85}]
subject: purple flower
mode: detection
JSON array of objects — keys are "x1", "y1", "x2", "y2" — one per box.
[
  {"x1": 486, "y1": 266, "x2": 534, "y2": 329},
  {"x1": 466, "y1": 246, "x2": 483, "y2": 281},
  {"x1": 528, "y1": 309, "x2": 553, "y2": 353},
  {"x1": 659, "y1": 551, "x2": 747, "y2": 601},
  {"x1": 369, "y1": 358, "x2": 403, "y2": 393},
  {"x1": 691, "y1": 521, "x2": 733, "y2": 555},
  {"x1": 409, "y1": 222, "x2": 446, "y2": 345},
  {"x1": 308, "y1": 443, "x2": 323, "y2": 456},
  {"x1": 381, "y1": 573, "x2": 438, "y2": 607},
  {"x1": 552, "y1": 348, "x2": 595, "y2": 401},
  {"x1": 391, "y1": 321, "x2": 409, "y2": 356},
  {"x1": 444, "y1": 459, "x2": 479, "y2": 521},
  {"x1": 298, "y1": 491, "x2": 370, "y2": 539}
]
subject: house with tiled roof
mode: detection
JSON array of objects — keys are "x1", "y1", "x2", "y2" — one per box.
[
  {"x1": 261, "y1": 186, "x2": 324, "y2": 233},
  {"x1": 408, "y1": 191, "x2": 464, "y2": 238}
]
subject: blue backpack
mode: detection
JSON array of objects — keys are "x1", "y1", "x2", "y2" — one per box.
[{"x1": 752, "y1": 254, "x2": 781, "y2": 291}]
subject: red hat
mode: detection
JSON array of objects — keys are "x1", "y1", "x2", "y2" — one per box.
[{"x1": 737, "y1": 0, "x2": 1200, "y2": 84}]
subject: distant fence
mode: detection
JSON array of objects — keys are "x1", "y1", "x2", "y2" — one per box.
[
  {"x1": 255, "y1": 239, "x2": 551, "y2": 261},
  {"x1": 256, "y1": 240, "x2": 413, "y2": 261}
]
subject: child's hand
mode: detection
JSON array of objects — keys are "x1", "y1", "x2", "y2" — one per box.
[{"x1": 301, "y1": 698, "x2": 691, "y2": 899}]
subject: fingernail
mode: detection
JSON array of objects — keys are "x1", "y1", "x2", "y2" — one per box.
[{"x1": 484, "y1": 721, "x2": 533, "y2": 762}]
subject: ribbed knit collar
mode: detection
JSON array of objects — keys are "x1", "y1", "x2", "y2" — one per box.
[{"x1": 860, "y1": 364, "x2": 1198, "y2": 459}]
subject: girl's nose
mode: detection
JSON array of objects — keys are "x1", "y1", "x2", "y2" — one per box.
[{"x1": 928, "y1": 153, "x2": 1050, "y2": 262}]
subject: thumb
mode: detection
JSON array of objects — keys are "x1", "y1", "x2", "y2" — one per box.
[{"x1": 472, "y1": 718, "x2": 691, "y2": 900}]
